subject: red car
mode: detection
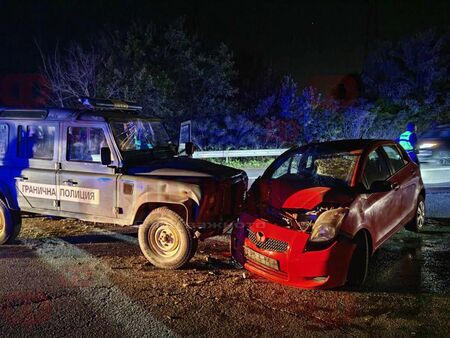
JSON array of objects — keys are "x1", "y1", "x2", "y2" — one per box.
[{"x1": 232, "y1": 140, "x2": 425, "y2": 289}]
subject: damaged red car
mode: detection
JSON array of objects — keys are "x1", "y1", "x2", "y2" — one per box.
[{"x1": 232, "y1": 140, "x2": 425, "y2": 289}]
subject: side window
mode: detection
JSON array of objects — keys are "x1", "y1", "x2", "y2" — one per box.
[
  {"x1": 67, "y1": 126, "x2": 108, "y2": 162},
  {"x1": 0, "y1": 124, "x2": 9, "y2": 156},
  {"x1": 289, "y1": 153, "x2": 302, "y2": 174},
  {"x1": 17, "y1": 125, "x2": 55, "y2": 160},
  {"x1": 272, "y1": 153, "x2": 302, "y2": 179},
  {"x1": 383, "y1": 145, "x2": 407, "y2": 173},
  {"x1": 363, "y1": 149, "x2": 390, "y2": 189}
]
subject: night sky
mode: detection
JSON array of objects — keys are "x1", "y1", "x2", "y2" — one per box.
[{"x1": 1, "y1": 0, "x2": 449, "y2": 86}]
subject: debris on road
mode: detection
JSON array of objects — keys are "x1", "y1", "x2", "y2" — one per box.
[{"x1": 0, "y1": 217, "x2": 448, "y2": 337}]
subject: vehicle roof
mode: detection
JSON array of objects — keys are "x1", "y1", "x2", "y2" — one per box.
[
  {"x1": 423, "y1": 124, "x2": 450, "y2": 131},
  {"x1": 433, "y1": 124, "x2": 450, "y2": 129},
  {"x1": 0, "y1": 107, "x2": 161, "y2": 122},
  {"x1": 294, "y1": 139, "x2": 393, "y2": 153}
]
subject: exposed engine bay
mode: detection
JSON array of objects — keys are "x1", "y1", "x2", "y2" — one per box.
[{"x1": 264, "y1": 205, "x2": 337, "y2": 232}]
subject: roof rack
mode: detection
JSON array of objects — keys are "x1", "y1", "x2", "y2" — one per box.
[{"x1": 79, "y1": 97, "x2": 142, "y2": 111}]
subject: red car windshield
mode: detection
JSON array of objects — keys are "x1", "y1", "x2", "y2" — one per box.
[{"x1": 269, "y1": 148, "x2": 359, "y2": 187}]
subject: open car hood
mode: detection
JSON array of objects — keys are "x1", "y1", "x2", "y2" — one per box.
[{"x1": 268, "y1": 178, "x2": 355, "y2": 210}]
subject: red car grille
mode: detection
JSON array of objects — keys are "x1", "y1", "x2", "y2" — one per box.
[{"x1": 247, "y1": 228, "x2": 289, "y2": 253}]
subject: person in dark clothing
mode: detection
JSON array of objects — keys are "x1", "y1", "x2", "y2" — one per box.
[{"x1": 397, "y1": 122, "x2": 419, "y2": 164}]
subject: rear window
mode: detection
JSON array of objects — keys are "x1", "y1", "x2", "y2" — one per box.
[
  {"x1": 17, "y1": 125, "x2": 56, "y2": 160},
  {"x1": 0, "y1": 124, "x2": 8, "y2": 156}
]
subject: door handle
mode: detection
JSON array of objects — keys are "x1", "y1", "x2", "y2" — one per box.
[
  {"x1": 14, "y1": 176, "x2": 28, "y2": 181},
  {"x1": 410, "y1": 169, "x2": 416, "y2": 176},
  {"x1": 63, "y1": 179, "x2": 78, "y2": 186},
  {"x1": 391, "y1": 182, "x2": 400, "y2": 191}
]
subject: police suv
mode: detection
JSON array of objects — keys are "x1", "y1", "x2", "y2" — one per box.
[{"x1": 0, "y1": 98, "x2": 247, "y2": 269}]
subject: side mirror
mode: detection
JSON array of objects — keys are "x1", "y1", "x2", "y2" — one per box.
[
  {"x1": 185, "y1": 142, "x2": 195, "y2": 157},
  {"x1": 369, "y1": 180, "x2": 392, "y2": 193},
  {"x1": 100, "y1": 147, "x2": 112, "y2": 166}
]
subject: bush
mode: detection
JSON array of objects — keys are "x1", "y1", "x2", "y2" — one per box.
[{"x1": 362, "y1": 29, "x2": 450, "y2": 134}]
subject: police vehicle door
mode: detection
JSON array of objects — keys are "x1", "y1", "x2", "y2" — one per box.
[
  {"x1": 58, "y1": 123, "x2": 117, "y2": 218},
  {"x1": 14, "y1": 122, "x2": 59, "y2": 211}
]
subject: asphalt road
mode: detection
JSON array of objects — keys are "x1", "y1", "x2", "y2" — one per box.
[{"x1": 0, "y1": 217, "x2": 449, "y2": 337}]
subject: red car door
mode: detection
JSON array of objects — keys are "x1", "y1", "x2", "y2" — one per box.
[
  {"x1": 361, "y1": 148, "x2": 402, "y2": 248},
  {"x1": 381, "y1": 145, "x2": 418, "y2": 225}
]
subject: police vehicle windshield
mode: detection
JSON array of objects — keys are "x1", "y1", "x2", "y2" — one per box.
[{"x1": 110, "y1": 119, "x2": 172, "y2": 157}]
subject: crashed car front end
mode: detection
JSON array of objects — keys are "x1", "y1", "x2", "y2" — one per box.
[
  {"x1": 232, "y1": 206, "x2": 356, "y2": 289},
  {"x1": 232, "y1": 144, "x2": 362, "y2": 289}
]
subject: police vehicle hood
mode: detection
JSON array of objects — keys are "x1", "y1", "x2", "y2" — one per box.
[{"x1": 124, "y1": 157, "x2": 246, "y2": 181}]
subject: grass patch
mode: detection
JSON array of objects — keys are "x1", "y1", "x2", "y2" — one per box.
[{"x1": 208, "y1": 156, "x2": 275, "y2": 169}]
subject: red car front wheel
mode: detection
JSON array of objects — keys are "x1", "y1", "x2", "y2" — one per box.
[{"x1": 347, "y1": 231, "x2": 369, "y2": 287}]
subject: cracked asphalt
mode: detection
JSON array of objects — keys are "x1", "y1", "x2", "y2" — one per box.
[{"x1": 0, "y1": 216, "x2": 449, "y2": 337}]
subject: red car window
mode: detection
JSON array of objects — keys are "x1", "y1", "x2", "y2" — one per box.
[
  {"x1": 363, "y1": 149, "x2": 391, "y2": 189},
  {"x1": 382, "y1": 145, "x2": 407, "y2": 173}
]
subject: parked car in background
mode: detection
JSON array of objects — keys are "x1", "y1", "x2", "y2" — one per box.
[
  {"x1": 0, "y1": 98, "x2": 247, "y2": 269},
  {"x1": 418, "y1": 124, "x2": 450, "y2": 165},
  {"x1": 232, "y1": 139, "x2": 425, "y2": 289}
]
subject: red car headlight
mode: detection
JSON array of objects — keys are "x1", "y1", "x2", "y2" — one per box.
[{"x1": 309, "y1": 208, "x2": 348, "y2": 242}]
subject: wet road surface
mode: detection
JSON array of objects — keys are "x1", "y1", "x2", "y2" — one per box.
[{"x1": 0, "y1": 217, "x2": 449, "y2": 337}]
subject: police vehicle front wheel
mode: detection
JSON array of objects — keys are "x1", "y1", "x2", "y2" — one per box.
[
  {"x1": 0, "y1": 200, "x2": 21, "y2": 245},
  {"x1": 139, "y1": 207, "x2": 195, "y2": 269}
]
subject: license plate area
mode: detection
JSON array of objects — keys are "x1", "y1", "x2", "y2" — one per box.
[{"x1": 244, "y1": 246, "x2": 279, "y2": 271}]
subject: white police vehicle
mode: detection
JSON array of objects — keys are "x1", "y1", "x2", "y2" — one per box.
[{"x1": 0, "y1": 98, "x2": 247, "y2": 269}]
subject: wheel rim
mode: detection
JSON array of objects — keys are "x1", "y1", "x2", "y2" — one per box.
[
  {"x1": 417, "y1": 201, "x2": 425, "y2": 229},
  {"x1": 148, "y1": 222, "x2": 180, "y2": 258},
  {"x1": 0, "y1": 216, "x2": 3, "y2": 233}
]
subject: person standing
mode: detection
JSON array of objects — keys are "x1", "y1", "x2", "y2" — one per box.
[{"x1": 397, "y1": 122, "x2": 419, "y2": 164}]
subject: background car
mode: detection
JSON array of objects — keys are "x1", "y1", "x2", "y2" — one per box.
[
  {"x1": 418, "y1": 124, "x2": 450, "y2": 165},
  {"x1": 232, "y1": 139, "x2": 425, "y2": 289}
]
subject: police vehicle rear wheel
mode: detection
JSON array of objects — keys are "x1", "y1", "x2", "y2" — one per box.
[
  {"x1": 0, "y1": 200, "x2": 21, "y2": 245},
  {"x1": 139, "y1": 207, "x2": 195, "y2": 269}
]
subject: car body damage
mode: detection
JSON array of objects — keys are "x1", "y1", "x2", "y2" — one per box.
[
  {"x1": 232, "y1": 139, "x2": 425, "y2": 289},
  {"x1": 122, "y1": 156, "x2": 248, "y2": 230},
  {"x1": 0, "y1": 104, "x2": 248, "y2": 268}
]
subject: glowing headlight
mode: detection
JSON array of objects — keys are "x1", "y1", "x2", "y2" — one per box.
[
  {"x1": 309, "y1": 208, "x2": 348, "y2": 242},
  {"x1": 419, "y1": 143, "x2": 437, "y2": 149}
]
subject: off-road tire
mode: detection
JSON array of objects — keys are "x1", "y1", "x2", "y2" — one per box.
[
  {"x1": 0, "y1": 200, "x2": 21, "y2": 245},
  {"x1": 405, "y1": 195, "x2": 426, "y2": 232},
  {"x1": 347, "y1": 231, "x2": 369, "y2": 287},
  {"x1": 138, "y1": 207, "x2": 195, "y2": 269}
]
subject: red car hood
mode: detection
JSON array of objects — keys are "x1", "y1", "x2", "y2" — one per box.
[{"x1": 268, "y1": 179, "x2": 354, "y2": 210}]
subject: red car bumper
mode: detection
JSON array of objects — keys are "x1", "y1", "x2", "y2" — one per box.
[{"x1": 232, "y1": 212, "x2": 356, "y2": 289}]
